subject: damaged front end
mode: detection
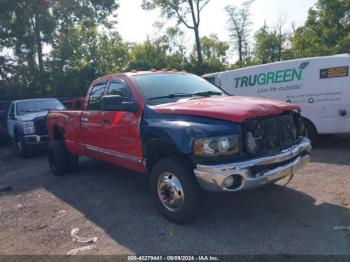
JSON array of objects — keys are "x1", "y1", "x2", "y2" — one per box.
[
  {"x1": 243, "y1": 111, "x2": 304, "y2": 157},
  {"x1": 194, "y1": 111, "x2": 311, "y2": 192}
]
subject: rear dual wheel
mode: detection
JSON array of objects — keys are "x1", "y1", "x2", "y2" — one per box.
[{"x1": 48, "y1": 141, "x2": 79, "y2": 176}]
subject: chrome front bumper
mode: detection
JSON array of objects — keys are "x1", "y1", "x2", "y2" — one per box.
[
  {"x1": 194, "y1": 138, "x2": 312, "y2": 192},
  {"x1": 22, "y1": 135, "x2": 49, "y2": 145}
]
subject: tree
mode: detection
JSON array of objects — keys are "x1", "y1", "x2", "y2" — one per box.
[
  {"x1": 0, "y1": 0, "x2": 55, "y2": 97},
  {"x1": 0, "y1": 0, "x2": 120, "y2": 98},
  {"x1": 275, "y1": 17, "x2": 288, "y2": 61},
  {"x1": 254, "y1": 22, "x2": 287, "y2": 64},
  {"x1": 32, "y1": 0, "x2": 54, "y2": 73},
  {"x1": 128, "y1": 39, "x2": 168, "y2": 71},
  {"x1": 50, "y1": 0, "x2": 119, "y2": 74},
  {"x1": 128, "y1": 35, "x2": 188, "y2": 71},
  {"x1": 291, "y1": 0, "x2": 350, "y2": 57},
  {"x1": 142, "y1": 0, "x2": 211, "y2": 66},
  {"x1": 225, "y1": 0, "x2": 254, "y2": 64},
  {"x1": 0, "y1": 0, "x2": 55, "y2": 74},
  {"x1": 201, "y1": 34, "x2": 230, "y2": 64},
  {"x1": 163, "y1": 26, "x2": 187, "y2": 57},
  {"x1": 160, "y1": 27, "x2": 188, "y2": 68},
  {"x1": 152, "y1": 24, "x2": 188, "y2": 59},
  {"x1": 49, "y1": 28, "x2": 129, "y2": 97},
  {"x1": 93, "y1": 32, "x2": 129, "y2": 75},
  {"x1": 189, "y1": 34, "x2": 229, "y2": 73},
  {"x1": 45, "y1": 0, "x2": 120, "y2": 96}
]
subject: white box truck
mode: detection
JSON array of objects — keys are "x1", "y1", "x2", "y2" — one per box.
[{"x1": 203, "y1": 54, "x2": 350, "y2": 142}]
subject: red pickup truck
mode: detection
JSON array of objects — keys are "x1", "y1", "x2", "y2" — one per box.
[{"x1": 47, "y1": 70, "x2": 312, "y2": 223}]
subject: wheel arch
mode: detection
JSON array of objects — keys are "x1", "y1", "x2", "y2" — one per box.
[
  {"x1": 302, "y1": 117, "x2": 319, "y2": 143},
  {"x1": 302, "y1": 117, "x2": 318, "y2": 134},
  {"x1": 52, "y1": 125, "x2": 65, "y2": 141},
  {"x1": 145, "y1": 139, "x2": 190, "y2": 172}
]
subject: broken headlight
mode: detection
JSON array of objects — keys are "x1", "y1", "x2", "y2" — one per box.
[{"x1": 194, "y1": 135, "x2": 239, "y2": 157}]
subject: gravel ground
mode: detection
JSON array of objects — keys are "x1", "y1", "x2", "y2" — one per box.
[{"x1": 0, "y1": 136, "x2": 349, "y2": 255}]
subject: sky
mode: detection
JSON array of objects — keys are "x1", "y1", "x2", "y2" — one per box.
[{"x1": 116, "y1": 0, "x2": 318, "y2": 48}]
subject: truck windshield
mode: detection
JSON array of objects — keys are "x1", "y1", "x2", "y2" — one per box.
[
  {"x1": 132, "y1": 73, "x2": 226, "y2": 106},
  {"x1": 16, "y1": 99, "x2": 65, "y2": 115}
]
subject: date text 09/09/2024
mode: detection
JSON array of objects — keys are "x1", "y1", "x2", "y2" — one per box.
[{"x1": 128, "y1": 256, "x2": 219, "y2": 261}]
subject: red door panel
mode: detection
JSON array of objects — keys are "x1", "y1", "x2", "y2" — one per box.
[
  {"x1": 101, "y1": 111, "x2": 143, "y2": 160},
  {"x1": 81, "y1": 111, "x2": 105, "y2": 149},
  {"x1": 100, "y1": 78, "x2": 144, "y2": 171}
]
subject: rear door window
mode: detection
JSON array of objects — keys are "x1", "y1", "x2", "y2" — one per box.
[{"x1": 88, "y1": 83, "x2": 106, "y2": 110}]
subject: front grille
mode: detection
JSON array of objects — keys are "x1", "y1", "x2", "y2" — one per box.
[
  {"x1": 34, "y1": 117, "x2": 48, "y2": 136},
  {"x1": 243, "y1": 112, "x2": 302, "y2": 156}
]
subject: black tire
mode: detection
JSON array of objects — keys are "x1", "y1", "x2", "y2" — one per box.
[
  {"x1": 67, "y1": 151, "x2": 79, "y2": 172},
  {"x1": 303, "y1": 119, "x2": 318, "y2": 144},
  {"x1": 150, "y1": 156, "x2": 203, "y2": 224},
  {"x1": 15, "y1": 134, "x2": 31, "y2": 158},
  {"x1": 48, "y1": 141, "x2": 69, "y2": 176}
]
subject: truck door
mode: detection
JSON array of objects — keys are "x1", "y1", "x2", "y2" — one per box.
[
  {"x1": 81, "y1": 82, "x2": 107, "y2": 151},
  {"x1": 101, "y1": 79, "x2": 143, "y2": 167}
]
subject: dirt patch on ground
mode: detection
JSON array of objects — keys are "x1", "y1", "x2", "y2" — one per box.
[{"x1": 0, "y1": 136, "x2": 349, "y2": 255}]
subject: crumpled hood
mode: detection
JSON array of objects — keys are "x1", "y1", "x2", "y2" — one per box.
[
  {"x1": 16, "y1": 111, "x2": 48, "y2": 122},
  {"x1": 152, "y1": 96, "x2": 299, "y2": 123}
]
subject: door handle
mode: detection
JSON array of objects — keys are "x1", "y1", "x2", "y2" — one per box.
[{"x1": 81, "y1": 118, "x2": 88, "y2": 123}]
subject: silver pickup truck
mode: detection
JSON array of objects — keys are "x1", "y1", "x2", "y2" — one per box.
[{"x1": 7, "y1": 98, "x2": 65, "y2": 157}]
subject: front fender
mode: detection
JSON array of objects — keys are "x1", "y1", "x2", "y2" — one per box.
[{"x1": 141, "y1": 107, "x2": 241, "y2": 159}]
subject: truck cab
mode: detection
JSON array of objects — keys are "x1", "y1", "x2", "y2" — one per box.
[
  {"x1": 7, "y1": 98, "x2": 65, "y2": 157},
  {"x1": 47, "y1": 71, "x2": 311, "y2": 223}
]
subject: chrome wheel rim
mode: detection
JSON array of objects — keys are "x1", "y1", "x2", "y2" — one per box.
[{"x1": 157, "y1": 172, "x2": 185, "y2": 212}]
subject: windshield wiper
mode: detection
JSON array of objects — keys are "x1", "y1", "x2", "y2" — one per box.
[
  {"x1": 192, "y1": 91, "x2": 224, "y2": 97},
  {"x1": 149, "y1": 91, "x2": 225, "y2": 101},
  {"x1": 21, "y1": 110, "x2": 41, "y2": 113},
  {"x1": 149, "y1": 93, "x2": 193, "y2": 101}
]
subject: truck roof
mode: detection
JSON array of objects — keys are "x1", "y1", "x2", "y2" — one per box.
[{"x1": 203, "y1": 53, "x2": 350, "y2": 77}]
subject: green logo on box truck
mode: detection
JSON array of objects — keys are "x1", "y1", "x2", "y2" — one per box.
[{"x1": 234, "y1": 62, "x2": 309, "y2": 88}]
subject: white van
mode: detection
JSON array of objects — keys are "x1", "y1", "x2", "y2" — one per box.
[{"x1": 203, "y1": 54, "x2": 350, "y2": 142}]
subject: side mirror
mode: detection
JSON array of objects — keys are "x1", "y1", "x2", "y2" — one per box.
[{"x1": 101, "y1": 95, "x2": 138, "y2": 112}]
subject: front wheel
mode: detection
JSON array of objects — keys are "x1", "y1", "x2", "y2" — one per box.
[
  {"x1": 15, "y1": 135, "x2": 31, "y2": 158},
  {"x1": 150, "y1": 156, "x2": 203, "y2": 224},
  {"x1": 303, "y1": 119, "x2": 318, "y2": 144}
]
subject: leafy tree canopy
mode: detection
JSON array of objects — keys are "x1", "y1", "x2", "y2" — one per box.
[{"x1": 292, "y1": 0, "x2": 350, "y2": 57}]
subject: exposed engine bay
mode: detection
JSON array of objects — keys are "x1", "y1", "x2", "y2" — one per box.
[{"x1": 244, "y1": 112, "x2": 304, "y2": 156}]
